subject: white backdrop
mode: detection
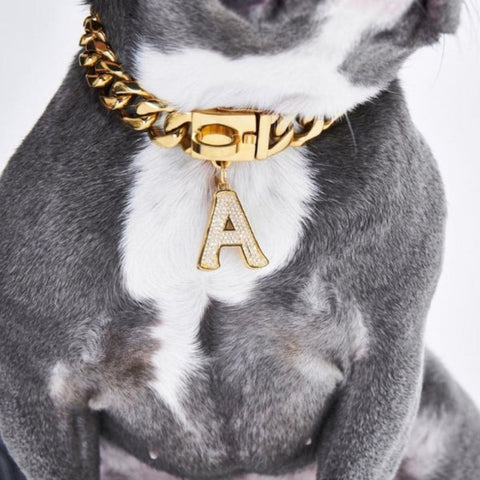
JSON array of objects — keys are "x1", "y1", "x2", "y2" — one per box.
[{"x1": 1, "y1": 2, "x2": 479, "y2": 404}]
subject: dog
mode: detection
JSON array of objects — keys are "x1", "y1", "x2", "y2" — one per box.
[{"x1": 1, "y1": 0, "x2": 479, "y2": 479}]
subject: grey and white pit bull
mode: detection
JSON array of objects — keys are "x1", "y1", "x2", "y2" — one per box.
[{"x1": 1, "y1": 0, "x2": 479, "y2": 479}]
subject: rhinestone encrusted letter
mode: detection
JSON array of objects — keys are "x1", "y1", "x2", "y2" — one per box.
[{"x1": 198, "y1": 189, "x2": 269, "y2": 270}]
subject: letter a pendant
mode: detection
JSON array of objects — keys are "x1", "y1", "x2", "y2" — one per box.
[{"x1": 198, "y1": 163, "x2": 269, "y2": 271}]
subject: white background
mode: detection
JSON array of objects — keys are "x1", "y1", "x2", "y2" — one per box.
[{"x1": 0, "y1": 2, "x2": 479, "y2": 404}]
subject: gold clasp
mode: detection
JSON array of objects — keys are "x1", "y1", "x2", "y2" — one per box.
[
  {"x1": 149, "y1": 108, "x2": 329, "y2": 164},
  {"x1": 188, "y1": 109, "x2": 295, "y2": 162},
  {"x1": 190, "y1": 109, "x2": 258, "y2": 161}
]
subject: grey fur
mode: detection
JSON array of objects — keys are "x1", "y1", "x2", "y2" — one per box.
[
  {"x1": 341, "y1": 0, "x2": 462, "y2": 86},
  {"x1": 1, "y1": 1, "x2": 479, "y2": 480}
]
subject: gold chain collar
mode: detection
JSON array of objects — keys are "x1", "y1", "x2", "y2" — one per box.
[
  {"x1": 79, "y1": 11, "x2": 334, "y2": 164},
  {"x1": 79, "y1": 11, "x2": 336, "y2": 271}
]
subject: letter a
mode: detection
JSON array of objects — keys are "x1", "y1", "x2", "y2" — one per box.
[{"x1": 198, "y1": 189, "x2": 269, "y2": 271}]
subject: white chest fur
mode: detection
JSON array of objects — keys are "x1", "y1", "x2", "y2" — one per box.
[
  {"x1": 118, "y1": 0, "x2": 416, "y2": 418},
  {"x1": 120, "y1": 144, "x2": 316, "y2": 417}
]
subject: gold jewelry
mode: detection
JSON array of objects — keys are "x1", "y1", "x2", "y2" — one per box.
[
  {"x1": 80, "y1": 11, "x2": 336, "y2": 271},
  {"x1": 198, "y1": 162, "x2": 269, "y2": 270}
]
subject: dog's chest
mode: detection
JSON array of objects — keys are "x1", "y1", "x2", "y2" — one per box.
[
  {"x1": 91, "y1": 143, "x2": 372, "y2": 475},
  {"x1": 121, "y1": 144, "x2": 317, "y2": 414}
]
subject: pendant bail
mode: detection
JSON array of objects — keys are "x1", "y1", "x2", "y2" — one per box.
[{"x1": 214, "y1": 160, "x2": 230, "y2": 190}]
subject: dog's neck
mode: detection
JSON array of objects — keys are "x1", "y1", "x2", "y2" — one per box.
[
  {"x1": 90, "y1": 0, "x2": 418, "y2": 122},
  {"x1": 129, "y1": 0, "x2": 415, "y2": 120},
  {"x1": 133, "y1": 43, "x2": 380, "y2": 121}
]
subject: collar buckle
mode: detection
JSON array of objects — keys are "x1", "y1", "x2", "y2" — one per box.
[
  {"x1": 152, "y1": 109, "x2": 330, "y2": 163},
  {"x1": 189, "y1": 109, "x2": 295, "y2": 162}
]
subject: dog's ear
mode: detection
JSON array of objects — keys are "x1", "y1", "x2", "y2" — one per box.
[{"x1": 388, "y1": 0, "x2": 462, "y2": 48}]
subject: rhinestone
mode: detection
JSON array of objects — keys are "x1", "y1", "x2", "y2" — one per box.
[{"x1": 198, "y1": 189, "x2": 269, "y2": 270}]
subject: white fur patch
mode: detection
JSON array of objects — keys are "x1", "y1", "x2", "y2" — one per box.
[
  {"x1": 121, "y1": 145, "x2": 316, "y2": 418},
  {"x1": 100, "y1": 440, "x2": 178, "y2": 480},
  {"x1": 49, "y1": 361, "x2": 71, "y2": 404},
  {"x1": 100, "y1": 440, "x2": 317, "y2": 480},
  {"x1": 401, "y1": 410, "x2": 449, "y2": 478},
  {"x1": 135, "y1": 0, "x2": 414, "y2": 118},
  {"x1": 240, "y1": 465, "x2": 317, "y2": 480},
  {"x1": 121, "y1": 0, "x2": 414, "y2": 419}
]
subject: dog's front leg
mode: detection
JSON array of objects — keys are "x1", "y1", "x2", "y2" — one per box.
[
  {"x1": 315, "y1": 310, "x2": 424, "y2": 480},
  {"x1": 0, "y1": 359, "x2": 99, "y2": 480}
]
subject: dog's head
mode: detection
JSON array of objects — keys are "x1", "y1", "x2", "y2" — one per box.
[{"x1": 88, "y1": 0, "x2": 462, "y2": 117}]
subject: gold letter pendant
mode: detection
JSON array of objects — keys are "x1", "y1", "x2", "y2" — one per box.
[{"x1": 198, "y1": 163, "x2": 269, "y2": 271}]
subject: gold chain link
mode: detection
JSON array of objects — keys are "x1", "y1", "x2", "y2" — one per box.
[
  {"x1": 80, "y1": 11, "x2": 336, "y2": 162},
  {"x1": 80, "y1": 12, "x2": 176, "y2": 132}
]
